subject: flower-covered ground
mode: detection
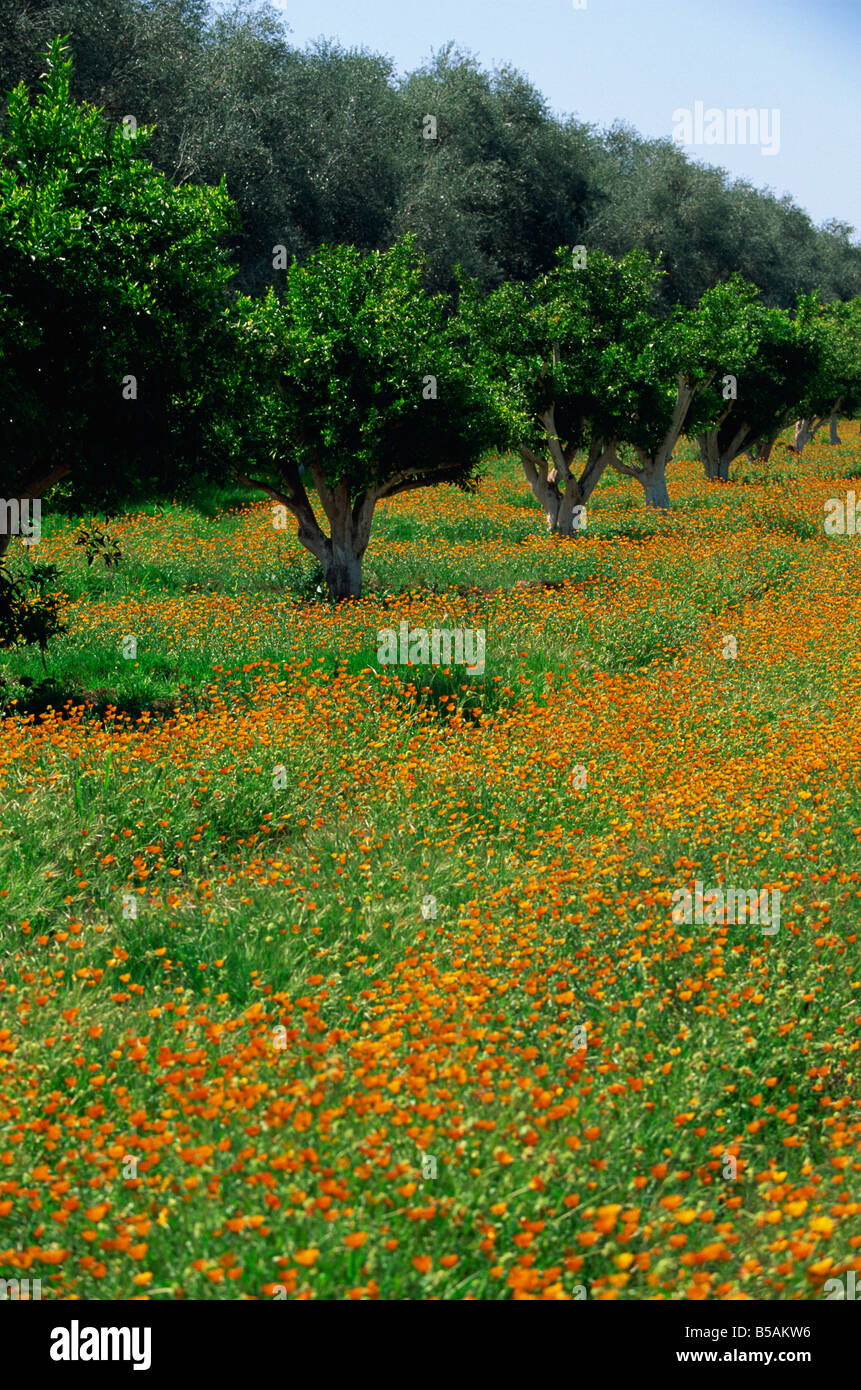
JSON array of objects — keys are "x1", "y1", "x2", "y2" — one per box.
[{"x1": 2, "y1": 433, "x2": 861, "y2": 1300}]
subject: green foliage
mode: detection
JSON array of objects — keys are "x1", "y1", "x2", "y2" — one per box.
[
  {"x1": 460, "y1": 247, "x2": 664, "y2": 456},
  {"x1": 711, "y1": 302, "x2": 819, "y2": 441},
  {"x1": 397, "y1": 44, "x2": 596, "y2": 293},
  {"x1": 794, "y1": 293, "x2": 861, "y2": 421},
  {"x1": 589, "y1": 125, "x2": 861, "y2": 309},
  {"x1": 74, "y1": 522, "x2": 122, "y2": 568},
  {"x1": 0, "y1": 560, "x2": 65, "y2": 655},
  {"x1": 0, "y1": 37, "x2": 238, "y2": 509},
  {"x1": 464, "y1": 252, "x2": 794, "y2": 469},
  {"x1": 3, "y1": 4, "x2": 858, "y2": 304},
  {"x1": 233, "y1": 237, "x2": 500, "y2": 501}
]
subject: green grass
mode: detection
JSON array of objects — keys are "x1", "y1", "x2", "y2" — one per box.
[{"x1": 3, "y1": 434, "x2": 861, "y2": 1301}]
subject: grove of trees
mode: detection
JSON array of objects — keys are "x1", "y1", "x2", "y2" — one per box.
[
  {"x1": 1, "y1": 0, "x2": 860, "y2": 301},
  {"x1": 2, "y1": 18, "x2": 861, "y2": 606}
]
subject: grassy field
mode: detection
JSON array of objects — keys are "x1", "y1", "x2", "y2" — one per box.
[{"x1": 2, "y1": 430, "x2": 861, "y2": 1300}]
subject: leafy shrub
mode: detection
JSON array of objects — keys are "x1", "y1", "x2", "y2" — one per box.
[
  {"x1": 74, "y1": 523, "x2": 122, "y2": 568},
  {"x1": 0, "y1": 562, "x2": 65, "y2": 660}
]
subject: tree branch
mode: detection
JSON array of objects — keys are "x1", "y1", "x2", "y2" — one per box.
[
  {"x1": 233, "y1": 471, "x2": 294, "y2": 508},
  {"x1": 377, "y1": 464, "x2": 470, "y2": 502},
  {"x1": 374, "y1": 459, "x2": 469, "y2": 502},
  {"x1": 608, "y1": 455, "x2": 644, "y2": 480},
  {"x1": 13, "y1": 461, "x2": 72, "y2": 498},
  {"x1": 234, "y1": 467, "x2": 329, "y2": 560},
  {"x1": 538, "y1": 406, "x2": 570, "y2": 482}
]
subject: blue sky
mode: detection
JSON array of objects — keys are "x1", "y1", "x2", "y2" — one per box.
[{"x1": 273, "y1": 0, "x2": 861, "y2": 237}]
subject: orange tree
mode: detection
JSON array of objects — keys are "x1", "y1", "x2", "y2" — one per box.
[
  {"x1": 694, "y1": 297, "x2": 821, "y2": 481},
  {"x1": 228, "y1": 237, "x2": 501, "y2": 600},
  {"x1": 459, "y1": 248, "x2": 662, "y2": 531},
  {"x1": 463, "y1": 249, "x2": 770, "y2": 514},
  {"x1": 791, "y1": 294, "x2": 861, "y2": 453},
  {"x1": 0, "y1": 38, "x2": 237, "y2": 556}
]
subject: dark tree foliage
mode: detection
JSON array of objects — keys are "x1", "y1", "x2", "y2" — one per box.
[
  {"x1": 585, "y1": 124, "x2": 853, "y2": 310},
  {"x1": 1, "y1": 1, "x2": 859, "y2": 302},
  {"x1": 396, "y1": 45, "x2": 598, "y2": 292},
  {"x1": 0, "y1": 37, "x2": 238, "y2": 521}
]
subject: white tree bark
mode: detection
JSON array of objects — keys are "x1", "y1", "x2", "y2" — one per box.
[
  {"x1": 520, "y1": 425, "x2": 618, "y2": 536},
  {"x1": 795, "y1": 403, "x2": 840, "y2": 455},
  {"x1": 520, "y1": 445, "x2": 563, "y2": 531},
  {"x1": 609, "y1": 374, "x2": 697, "y2": 509},
  {"x1": 793, "y1": 418, "x2": 812, "y2": 455},
  {"x1": 237, "y1": 453, "x2": 472, "y2": 600}
]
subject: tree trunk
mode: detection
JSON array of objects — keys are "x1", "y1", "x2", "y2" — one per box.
[
  {"x1": 0, "y1": 462, "x2": 70, "y2": 564},
  {"x1": 555, "y1": 479, "x2": 583, "y2": 535},
  {"x1": 829, "y1": 412, "x2": 841, "y2": 446},
  {"x1": 641, "y1": 468, "x2": 671, "y2": 510},
  {"x1": 234, "y1": 463, "x2": 366, "y2": 600},
  {"x1": 240, "y1": 454, "x2": 483, "y2": 603},
  {"x1": 794, "y1": 419, "x2": 812, "y2": 455},
  {"x1": 314, "y1": 476, "x2": 370, "y2": 601},
  {"x1": 520, "y1": 448, "x2": 563, "y2": 531},
  {"x1": 748, "y1": 428, "x2": 781, "y2": 464},
  {"x1": 322, "y1": 545, "x2": 363, "y2": 600},
  {"x1": 520, "y1": 438, "x2": 615, "y2": 536},
  {"x1": 609, "y1": 449, "x2": 671, "y2": 509},
  {"x1": 756, "y1": 437, "x2": 775, "y2": 464},
  {"x1": 698, "y1": 433, "x2": 731, "y2": 481},
  {"x1": 698, "y1": 433, "x2": 720, "y2": 480},
  {"x1": 610, "y1": 374, "x2": 698, "y2": 509}
]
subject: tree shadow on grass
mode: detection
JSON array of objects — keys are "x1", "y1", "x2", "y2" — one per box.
[{"x1": 0, "y1": 674, "x2": 183, "y2": 721}]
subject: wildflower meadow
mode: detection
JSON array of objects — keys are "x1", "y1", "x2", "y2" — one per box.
[
  {"x1": 3, "y1": 434, "x2": 861, "y2": 1304},
  {"x1": 2, "y1": 2, "x2": 861, "y2": 1356}
]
